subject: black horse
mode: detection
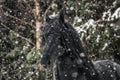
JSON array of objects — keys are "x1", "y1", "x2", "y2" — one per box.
[{"x1": 41, "y1": 13, "x2": 120, "y2": 80}]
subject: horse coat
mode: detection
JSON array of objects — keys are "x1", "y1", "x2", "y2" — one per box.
[{"x1": 41, "y1": 14, "x2": 120, "y2": 80}]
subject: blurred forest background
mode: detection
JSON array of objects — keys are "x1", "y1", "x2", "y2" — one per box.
[{"x1": 0, "y1": 0, "x2": 120, "y2": 80}]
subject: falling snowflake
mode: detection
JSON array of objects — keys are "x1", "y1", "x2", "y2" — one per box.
[{"x1": 80, "y1": 52, "x2": 85, "y2": 57}]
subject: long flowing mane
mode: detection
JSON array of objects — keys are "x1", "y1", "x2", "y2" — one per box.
[{"x1": 41, "y1": 14, "x2": 120, "y2": 80}]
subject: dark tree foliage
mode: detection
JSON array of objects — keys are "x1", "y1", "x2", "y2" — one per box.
[
  {"x1": 41, "y1": 13, "x2": 120, "y2": 80},
  {"x1": 0, "y1": 1, "x2": 43, "y2": 79}
]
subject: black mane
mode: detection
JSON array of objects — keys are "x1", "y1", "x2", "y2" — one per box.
[{"x1": 41, "y1": 14, "x2": 120, "y2": 80}]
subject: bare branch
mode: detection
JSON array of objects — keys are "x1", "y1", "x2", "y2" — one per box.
[
  {"x1": 4, "y1": 12, "x2": 35, "y2": 28},
  {"x1": 96, "y1": 18, "x2": 120, "y2": 24},
  {"x1": 34, "y1": 0, "x2": 41, "y2": 20},
  {"x1": 0, "y1": 22, "x2": 35, "y2": 45}
]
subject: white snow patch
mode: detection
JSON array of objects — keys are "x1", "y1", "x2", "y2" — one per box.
[
  {"x1": 84, "y1": 19, "x2": 96, "y2": 28},
  {"x1": 70, "y1": 7, "x2": 74, "y2": 10},
  {"x1": 74, "y1": 26, "x2": 86, "y2": 33},
  {"x1": 102, "y1": 10, "x2": 111, "y2": 21},
  {"x1": 96, "y1": 35, "x2": 100, "y2": 43},
  {"x1": 111, "y1": 7, "x2": 120, "y2": 19}
]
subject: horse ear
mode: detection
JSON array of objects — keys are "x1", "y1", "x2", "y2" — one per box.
[
  {"x1": 59, "y1": 12, "x2": 64, "y2": 22},
  {"x1": 45, "y1": 14, "x2": 51, "y2": 22}
]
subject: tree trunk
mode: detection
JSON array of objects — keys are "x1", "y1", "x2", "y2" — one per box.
[{"x1": 34, "y1": 0, "x2": 41, "y2": 49}]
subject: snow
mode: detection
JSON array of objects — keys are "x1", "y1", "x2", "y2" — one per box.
[
  {"x1": 111, "y1": 7, "x2": 120, "y2": 20},
  {"x1": 107, "y1": 65, "x2": 111, "y2": 68},
  {"x1": 15, "y1": 40, "x2": 19, "y2": 44},
  {"x1": 77, "y1": 18, "x2": 82, "y2": 23},
  {"x1": 49, "y1": 13, "x2": 56, "y2": 18},
  {"x1": 51, "y1": 3, "x2": 57, "y2": 9},
  {"x1": 74, "y1": 26, "x2": 86, "y2": 33},
  {"x1": 110, "y1": 74, "x2": 114, "y2": 78},
  {"x1": 77, "y1": 59, "x2": 83, "y2": 64},
  {"x1": 102, "y1": 9, "x2": 111, "y2": 21},
  {"x1": 74, "y1": 16, "x2": 82, "y2": 23},
  {"x1": 92, "y1": 72, "x2": 96, "y2": 76},
  {"x1": 58, "y1": 52, "x2": 61, "y2": 55},
  {"x1": 64, "y1": 74, "x2": 67, "y2": 77},
  {"x1": 31, "y1": 19, "x2": 34, "y2": 23},
  {"x1": 67, "y1": 48, "x2": 71, "y2": 51},
  {"x1": 78, "y1": 2, "x2": 81, "y2": 6},
  {"x1": 80, "y1": 52, "x2": 85, "y2": 57},
  {"x1": 84, "y1": 19, "x2": 96, "y2": 28},
  {"x1": 72, "y1": 72, "x2": 78, "y2": 78},
  {"x1": 73, "y1": 16, "x2": 82, "y2": 25},
  {"x1": 113, "y1": 67, "x2": 117, "y2": 70},
  {"x1": 96, "y1": 35, "x2": 100, "y2": 43},
  {"x1": 75, "y1": 19, "x2": 96, "y2": 34},
  {"x1": 58, "y1": 45, "x2": 62, "y2": 48},
  {"x1": 102, "y1": 43, "x2": 108, "y2": 51},
  {"x1": 86, "y1": 35, "x2": 91, "y2": 40},
  {"x1": 70, "y1": 7, "x2": 74, "y2": 10}
]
